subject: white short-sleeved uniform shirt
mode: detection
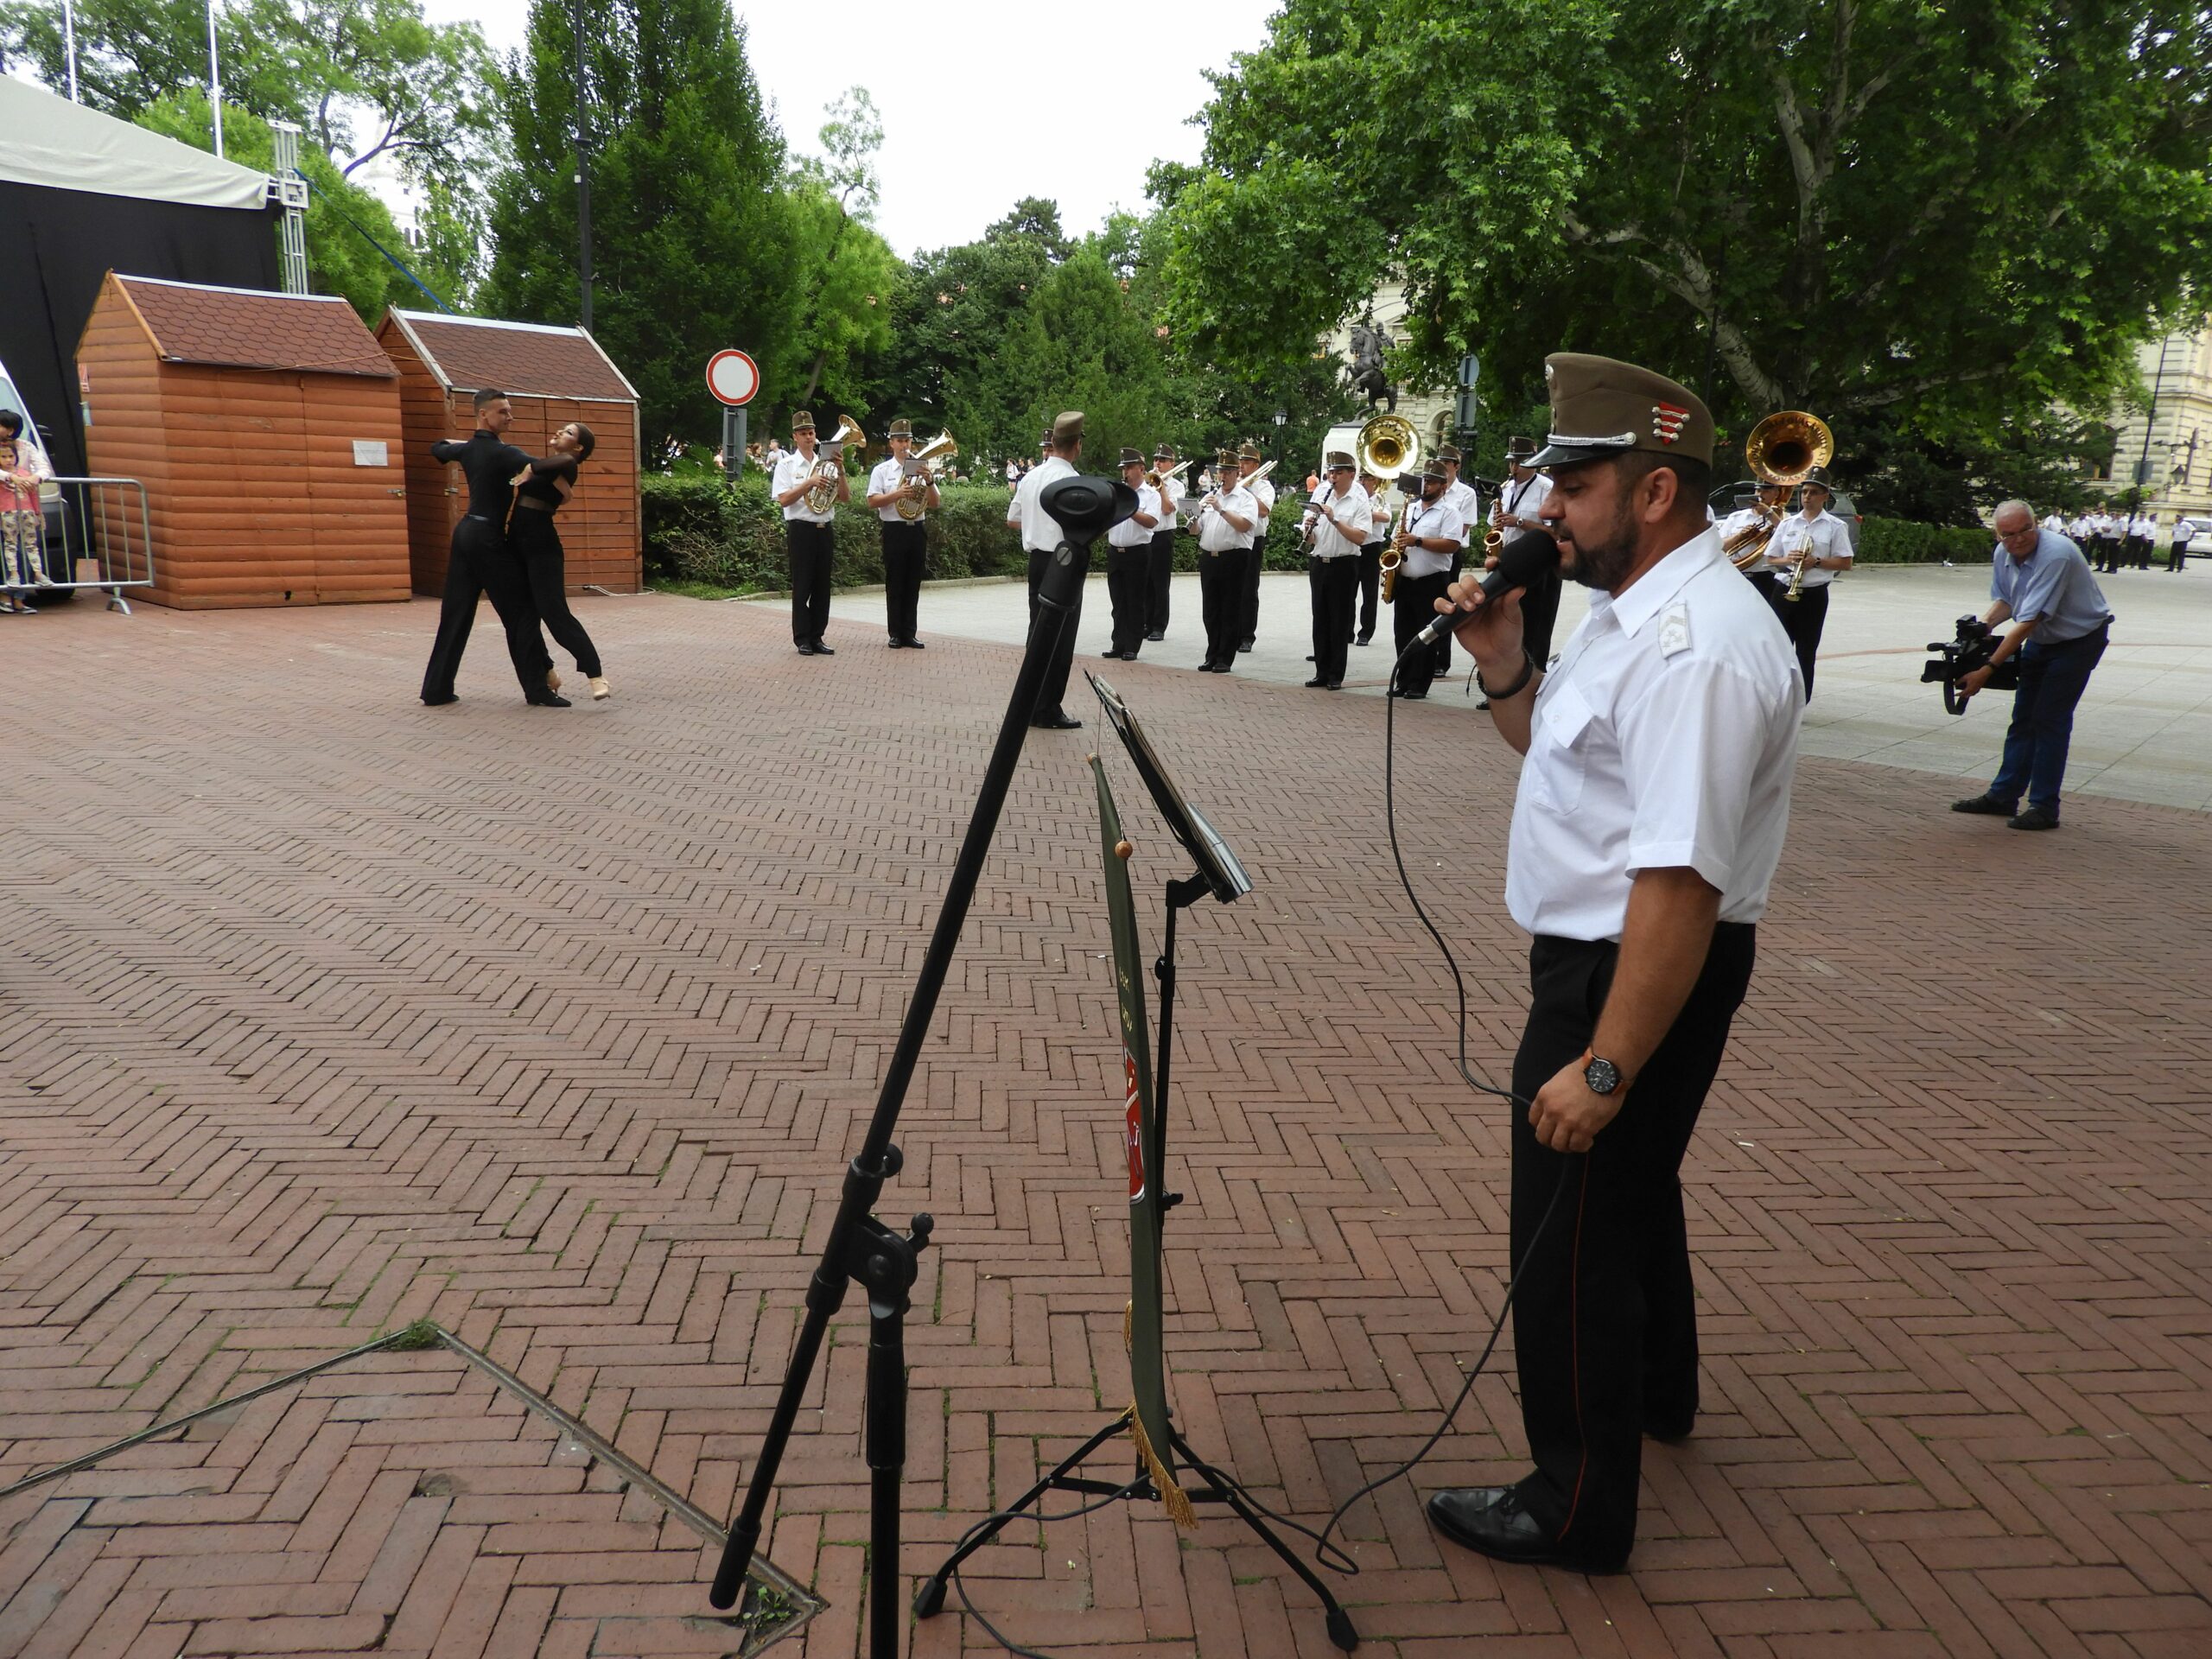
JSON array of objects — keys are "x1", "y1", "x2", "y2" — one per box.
[
  {"x1": 1243, "y1": 473, "x2": 1274, "y2": 536},
  {"x1": 1769, "y1": 509, "x2": 1850, "y2": 588},
  {"x1": 868, "y1": 457, "x2": 926, "y2": 524},
  {"x1": 1397, "y1": 496, "x2": 1464, "y2": 579},
  {"x1": 1306, "y1": 482, "x2": 1371, "y2": 560},
  {"x1": 1107, "y1": 483, "x2": 1162, "y2": 549},
  {"x1": 1497, "y1": 470, "x2": 1551, "y2": 529},
  {"x1": 1443, "y1": 477, "x2": 1480, "y2": 546},
  {"x1": 1506, "y1": 527, "x2": 1803, "y2": 942},
  {"x1": 1008, "y1": 454, "x2": 1077, "y2": 551},
  {"x1": 1196, "y1": 485, "x2": 1257, "y2": 552},
  {"x1": 773, "y1": 448, "x2": 835, "y2": 524}
]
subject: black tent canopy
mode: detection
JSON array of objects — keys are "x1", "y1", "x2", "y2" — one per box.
[{"x1": 0, "y1": 77, "x2": 279, "y2": 479}]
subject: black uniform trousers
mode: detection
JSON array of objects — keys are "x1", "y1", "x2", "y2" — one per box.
[
  {"x1": 421, "y1": 515, "x2": 552, "y2": 702},
  {"x1": 1308, "y1": 555, "x2": 1357, "y2": 685},
  {"x1": 787, "y1": 519, "x2": 835, "y2": 645},
  {"x1": 1390, "y1": 570, "x2": 1452, "y2": 695},
  {"x1": 1508, "y1": 923, "x2": 1756, "y2": 1568},
  {"x1": 880, "y1": 518, "x2": 926, "y2": 642},
  {"x1": 1764, "y1": 581, "x2": 1830, "y2": 700},
  {"x1": 1105, "y1": 540, "x2": 1150, "y2": 656},
  {"x1": 1025, "y1": 545, "x2": 1084, "y2": 716},
  {"x1": 1239, "y1": 530, "x2": 1264, "y2": 646},
  {"x1": 510, "y1": 510, "x2": 602, "y2": 679},
  {"x1": 1198, "y1": 547, "x2": 1245, "y2": 668},
  {"x1": 1353, "y1": 544, "x2": 1382, "y2": 642},
  {"x1": 1145, "y1": 529, "x2": 1175, "y2": 635}
]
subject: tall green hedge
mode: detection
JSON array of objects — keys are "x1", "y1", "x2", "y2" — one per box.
[
  {"x1": 645, "y1": 474, "x2": 1325, "y2": 590},
  {"x1": 1856, "y1": 518, "x2": 1994, "y2": 564}
]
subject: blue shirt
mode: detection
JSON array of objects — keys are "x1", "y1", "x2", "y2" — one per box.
[{"x1": 1991, "y1": 531, "x2": 2111, "y2": 645}]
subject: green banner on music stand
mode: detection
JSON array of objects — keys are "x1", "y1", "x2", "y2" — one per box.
[{"x1": 1090, "y1": 755, "x2": 1191, "y2": 1526}]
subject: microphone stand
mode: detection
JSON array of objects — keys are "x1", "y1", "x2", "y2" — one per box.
[{"x1": 709, "y1": 495, "x2": 1114, "y2": 1659}]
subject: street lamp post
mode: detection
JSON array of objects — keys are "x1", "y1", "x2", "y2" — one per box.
[
  {"x1": 207, "y1": 1, "x2": 224, "y2": 157},
  {"x1": 1273, "y1": 407, "x2": 1287, "y2": 468}
]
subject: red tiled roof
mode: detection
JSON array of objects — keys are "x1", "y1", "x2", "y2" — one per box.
[
  {"x1": 389, "y1": 312, "x2": 635, "y2": 403},
  {"x1": 115, "y1": 276, "x2": 395, "y2": 378}
]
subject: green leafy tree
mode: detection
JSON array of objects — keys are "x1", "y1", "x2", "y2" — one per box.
[
  {"x1": 777, "y1": 86, "x2": 899, "y2": 421},
  {"x1": 1158, "y1": 0, "x2": 2212, "y2": 504},
  {"x1": 483, "y1": 0, "x2": 791, "y2": 456},
  {"x1": 135, "y1": 92, "x2": 419, "y2": 320}
]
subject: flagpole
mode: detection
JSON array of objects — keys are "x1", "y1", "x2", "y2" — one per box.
[
  {"x1": 61, "y1": 0, "x2": 80, "y2": 101},
  {"x1": 207, "y1": 1, "x2": 224, "y2": 157}
]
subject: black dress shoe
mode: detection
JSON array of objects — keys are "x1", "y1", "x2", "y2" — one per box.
[
  {"x1": 1645, "y1": 1413, "x2": 1695, "y2": 1445},
  {"x1": 1030, "y1": 712, "x2": 1082, "y2": 730},
  {"x1": 1355, "y1": 632, "x2": 1373, "y2": 646},
  {"x1": 905, "y1": 638, "x2": 925, "y2": 648},
  {"x1": 887, "y1": 637, "x2": 906, "y2": 648},
  {"x1": 1950, "y1": 792, "x2": 2014, "y2": 816},
  {"x1": 528, "y1": 693, "x2": 572, "y2": 709},
  {"x1": 422, "y1": 692, "x2": 458, "y2": 707},
  {"x1": 1427, "y1": 1486, "x2": 1625, "y2": 1574},
  {"x1": 812, "y1": 641, "x2": 836, "y2": 656},
  {"x1": 1238, "y1": 639, "x2": 1255, "y2": 652},
  {"x1": 1304, "y1": 677, "x2": 1327, "y2": 688},
  {"x1": 1305, "y1": 654, "x2": 1316, "y2": 662},
  {"x1": 1118, "y1": 651, "x2": 1139, "y2": 661},
  {"x1": 2008, "y1": 805, "x2": 2059, "y2": 830},
  {"x1": 1146, "y1": 631, "x2": 1165, "y2": 642},
  {"x1": 796, "y1": 641, "x2": 818, "y2": 656},
  {"x1": 1102, "y1": 648, "x2": 1122, "y2": 658},
  {"x1": 1325, "y1": 680, "x2": 1343, "y2": 690}
]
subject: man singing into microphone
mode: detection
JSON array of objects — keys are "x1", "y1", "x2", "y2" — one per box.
[{"x1": 1425, "y1": 353, "x2": 1802, "y2": 1573}]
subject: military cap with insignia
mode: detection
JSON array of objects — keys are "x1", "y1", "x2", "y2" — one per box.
[
  {"x1": 1153, "y1": 442, "x2": 1177, "y2": 461},
  {"x1": 1237, "y1": 441, "x2": 1263, "y2": 461},
  {"x1": 1117, "y1": 447, "x2": 1144, "y2": 467},
  {"x1": 1325, "y1": 449, "x2": 1356, "y2": 471},
  {"x1": 1436, "y1": 444, "x2": 1463, "y2": 465},
  {"x1": 791, "y1": 410, "x2": 817, "y2": 432},
  {"x1": 887, "y1": 417, "x2": 912, "y2": 438},
  {"x1": 1052, "y1": 410, "x2": 1085, "y2": 448},
  {"x1": 1507, "y1": 435, "x2": 1538, "y2": 461},
  {"x1": 1526, "y1": 353, "x2": 1715, "y2": 469}
]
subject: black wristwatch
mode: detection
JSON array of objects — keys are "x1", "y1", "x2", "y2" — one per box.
[{"x1": 1581, "y1": 1051, "x2": 1624, "y2": 1096}]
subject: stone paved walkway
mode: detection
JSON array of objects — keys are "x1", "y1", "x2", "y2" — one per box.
[{"x1": 2, "y1": 590, "x2": 2208, "y2": 1658}]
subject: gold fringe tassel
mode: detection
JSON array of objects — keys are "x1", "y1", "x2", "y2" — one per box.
[{"x1": 1124, "y1": 1405, "x2": 1198, "y2": 1531}]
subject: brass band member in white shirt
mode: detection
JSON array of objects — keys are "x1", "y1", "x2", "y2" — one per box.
[
  {"x1": 1006, "y1": 411, "x2": 1088, "y2": 729},
  {"x1": 1493, "y1": 435, "x2": 1563, "y2": 670},
  {"x1": 1103, "y1": 448, "x2": 1163, "y2": 661},
  {"x1": 865, "y1": 418, "x2": 938, "y2": 648},
  {"x1": 1236, "y1": 441, "x2": 1273, "y2": 652},
  {"x1": 1194, "y1": 449, "x2": 1257, "y2": 673},
  {"x1": 1433, "y1": 444, "x2": 1479, "y2": 677},
  {"x1": 1301, "y1": 449, "x2": 1370, "y2": 689},
  {"x1": 1353, "y1": 467, "x2": 1390, "y2": 646},
  {"x1": 1427, "y1": 351, "x2": 1802, "y2": 1577},
  {"x1": 1763, "y1": 467, "x2": 1851, "y2": 700},
  {"x1": 1387, "y1": 458, "x2": 1464, "y2": 701},
  {"x1": 1145, "y1": 443, "x2": 1179, "y2": 640},
  {"x1": 771, "y1": 410, "x2": 849, "y2": 656}
]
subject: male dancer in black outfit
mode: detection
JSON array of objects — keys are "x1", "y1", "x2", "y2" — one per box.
[{"x1": 420, "y1": 389, "x2": 563, "y2": 707}]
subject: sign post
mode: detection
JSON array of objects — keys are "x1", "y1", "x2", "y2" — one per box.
[
  {"x1": 705, "y1": 349, "x2": 760, "y2": 482},
  {"x1": 1454, "y1": 351, "x2": 1480, "y2": 461}
]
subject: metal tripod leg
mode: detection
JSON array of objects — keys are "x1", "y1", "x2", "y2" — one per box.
[
  {"x1": 912, "y1": 1414, "x2": 1135, "y2": 1619},
  {"x1": 1173, "y1": 1432, "x2": 1358, "y2": 1652}
]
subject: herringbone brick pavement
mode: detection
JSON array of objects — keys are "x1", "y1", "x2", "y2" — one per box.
[{"x1": 2, "y1": 594, "x2": 2207, "y2": 1658}]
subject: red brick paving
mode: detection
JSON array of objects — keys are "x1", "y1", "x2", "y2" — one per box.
[{"x1": 3, "y1": 592, "x2": 2209, "y2": 1656}]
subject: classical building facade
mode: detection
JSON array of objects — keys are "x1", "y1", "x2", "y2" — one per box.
[{"x1": 2096, "y1": 322, "x2": 2212, "y2": 521}]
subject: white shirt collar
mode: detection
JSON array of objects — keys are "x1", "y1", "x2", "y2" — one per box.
[{"x1": 1604, "y1": 526, "x2": 1724, "y2": 640}]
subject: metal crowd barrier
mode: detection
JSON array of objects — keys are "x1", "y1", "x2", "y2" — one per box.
[{"x1": 19, "y1": 478, "x2": 154, "y2": 614}]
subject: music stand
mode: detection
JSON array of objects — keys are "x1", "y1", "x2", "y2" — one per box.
[{"x1": 913, "y1": 675, "x2": 1357, "y2": 1653}]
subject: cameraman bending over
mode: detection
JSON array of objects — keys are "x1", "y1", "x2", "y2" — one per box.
[{"x1": 1951, "y1": 501, "x2": 2113, "y2": 831}]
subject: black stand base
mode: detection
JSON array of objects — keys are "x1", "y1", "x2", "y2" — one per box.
[{"x1": 912, "y1": 1414, "x2": 1357, "y2": 1652}]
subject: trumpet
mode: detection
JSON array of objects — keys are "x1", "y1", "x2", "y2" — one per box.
[
  {"x1": 895, "y1": 429, "x2": 957, "y2": 521},
  {"x1": 804, "y1": 415, "x2": 865, "y2": 513},
  {"x1": 1145, "y1": 457, "x2": 1192, "y2": 492}
]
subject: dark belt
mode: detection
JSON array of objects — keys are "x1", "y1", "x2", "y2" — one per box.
[
  {"x1": 2041, "y1": 619, "x2": 2112, "y2": 649},
  {"x1": 464, "y1": 512, "x2": 498, "y2": 523}
]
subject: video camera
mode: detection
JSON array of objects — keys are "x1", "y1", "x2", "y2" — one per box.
[{"x1": 1920, "y1": 614, "x2": 2020, "y2": 715}]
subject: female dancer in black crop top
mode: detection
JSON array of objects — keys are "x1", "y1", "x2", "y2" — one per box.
[{"x1": 510, "y1": 423, "x2": 608, "y2": 699}]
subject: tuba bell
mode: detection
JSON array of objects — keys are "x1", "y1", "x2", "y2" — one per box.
[
  {"x1": 895, "y1": 429, "x2": 957, "y2": 520},
  {"x1": 804, "y1": 415, "x2": 866, "y2": 512}
]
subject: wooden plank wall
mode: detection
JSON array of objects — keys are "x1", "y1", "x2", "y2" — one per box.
[
  {"x1": 379, "y1": 323, "x2": 465, "y2": 595},
  {"x1": 79, "y1": 287, "x2": 410, "y2": 609}
]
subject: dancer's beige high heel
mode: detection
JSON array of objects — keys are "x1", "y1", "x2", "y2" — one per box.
[
  {"x1": 546, "y1": 667, "x2": 563, "y2": 694},
  {"x1": 589, "y1": 677, "x2": 611, "y2": 701}
]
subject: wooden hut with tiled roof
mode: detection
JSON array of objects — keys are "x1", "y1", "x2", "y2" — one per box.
[
  {"x1": 76, "y1": 272, "x2": 409, "y2": 608},
  {"x1": 377, "y1": 309, "x2": 641, "y2": 596}
]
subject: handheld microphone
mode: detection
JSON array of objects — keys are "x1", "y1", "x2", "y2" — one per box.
[{"x1": 1408, "y1": 531, "x2": 1560, "y2": 651}]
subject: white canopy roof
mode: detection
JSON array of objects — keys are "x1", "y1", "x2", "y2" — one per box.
[{"x1": 0, "y1": 76, "x2": 270, "y2": 210}]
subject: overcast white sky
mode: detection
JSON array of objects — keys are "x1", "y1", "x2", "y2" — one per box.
[{"x1": 418, "y1": 0, "x2": 1274, "y2": 258}]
